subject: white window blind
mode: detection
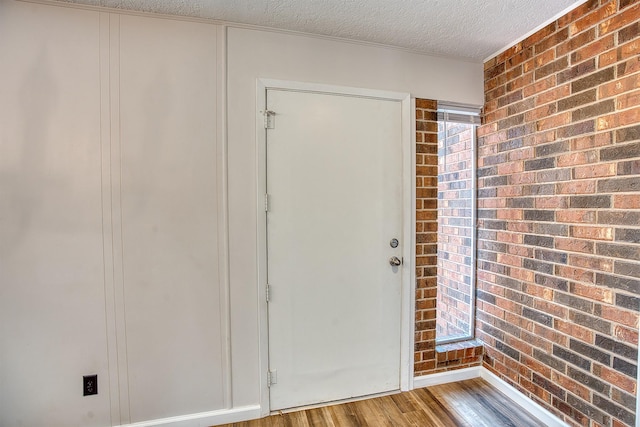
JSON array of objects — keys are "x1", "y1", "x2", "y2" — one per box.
[{"x1": 437, "y1": 102, "x2": 482, "y2": 125}]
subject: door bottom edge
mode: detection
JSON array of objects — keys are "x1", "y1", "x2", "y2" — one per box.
[{"x1": 270, "y1": 388, "x2": 400, "y2": 415}]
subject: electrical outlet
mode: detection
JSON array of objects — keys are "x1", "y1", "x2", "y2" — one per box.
[{"x1": 83, "y1": 375, "x2": 98, "y2": 396}]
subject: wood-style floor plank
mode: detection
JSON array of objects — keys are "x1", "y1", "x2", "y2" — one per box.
[
  {"x1": 389, "y1": 391, "x2": 419, "y2": 414},
  {"x1": 411, "y1": 387, "x2": 462, "y2": 427},
  {"x1": 214, "y1": 378, "x2": 546, "y2": 427},
  {"x1": 327, "y1": 401, "x2": 360, "y2": 427}
]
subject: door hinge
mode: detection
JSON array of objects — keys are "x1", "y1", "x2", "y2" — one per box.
[
  {"x1": 263, "y1": 110, "x2": 276, "y2": 129},
  {"x1": 267, "y1": 370, "x2": 277, "y2": 387},
  {"x1": 266, "y1": 284, "x2": 271, "y2": 302},
  {"x1": 265, "y1": 194, "x2": 269, "y2": 212}
]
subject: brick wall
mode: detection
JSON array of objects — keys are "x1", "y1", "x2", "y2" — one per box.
[
  {"x1": 478, "y1": 1, "x2": 639, "y2": 426},
  {"x1": 437, "y1": 121, "x2": 475, "y2": 341},
  {"x1": 415, "y1": 99, "x2": 439, "y2": 375}
]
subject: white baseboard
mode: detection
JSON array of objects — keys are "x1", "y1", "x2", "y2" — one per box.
[
  {"x1": 113, "y1": 405, "x2": 262, "y2": 427},
  {"x1": 480, "y1": 368, "x2": 569, "y2": 427},
  {"x1": 114, "y1": 367, "x2": 570, "y2": 427},
  {"x1": 413, "y1": 366, "x2": 482, "y2": 388}
]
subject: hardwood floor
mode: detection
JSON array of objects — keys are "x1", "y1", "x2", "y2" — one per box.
[{"x1": 215, "y1": 378, "x2": 546, "y2": 427}]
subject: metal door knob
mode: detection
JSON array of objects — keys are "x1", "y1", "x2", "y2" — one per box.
[{"x1": 389, "y1": 256, "x2": 402, "y2": 266}]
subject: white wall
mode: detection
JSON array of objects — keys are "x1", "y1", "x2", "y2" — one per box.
[
  {"x1": 0, "y1": 2, "x2": 227, "y2": 426},
  {"x1": 226, "y1": 26, "x2": 484, "y2": 406},
  {"x1": 117, "y1": 14, "x2": 226, "y2": 423},
  {"x1": 0, "y1": 1, "x2": 484, "y2": 425},
  {"x1": 0, "y1": 3, "x2": 111, "y2": 426}
]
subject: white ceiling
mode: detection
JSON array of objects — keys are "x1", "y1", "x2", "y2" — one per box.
[{"x1": 56, "y1": 0, "x2": 586, "y2": 61}]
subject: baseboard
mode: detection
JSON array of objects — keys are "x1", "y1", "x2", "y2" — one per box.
[
  {"x1": 114, "y1": 367, "x2": 569, "y2": 427},
  {"x1": 412, "y1": 366, "x2": 482, "y2": 388},
  {"x1": 113, "y1": 405, "x2": 262, "y2": 427},
  {"x1": 480, "y1": 368, "x2": 569, "y2": 427}
]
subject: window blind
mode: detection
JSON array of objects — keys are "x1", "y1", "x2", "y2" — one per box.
[{"x1": 437, "y1": 102, "x2": 482, "y2": 125}]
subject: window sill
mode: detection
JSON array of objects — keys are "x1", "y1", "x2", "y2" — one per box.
[{"x1": 435, "y1": 339, "x2": 484, "y2": 366}]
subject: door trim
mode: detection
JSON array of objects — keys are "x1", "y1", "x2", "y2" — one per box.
[{"x1": 256, "y1": 79, "x2": 415, "y2": 415}]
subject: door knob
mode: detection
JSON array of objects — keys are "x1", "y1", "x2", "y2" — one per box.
[{"x1": 389, "y1": 256, "x2": 402, "y2": 266}]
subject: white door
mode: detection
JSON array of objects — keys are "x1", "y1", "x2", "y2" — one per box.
[{"x1": 266, "y1": 89, "x2": 404, "y2": 411}]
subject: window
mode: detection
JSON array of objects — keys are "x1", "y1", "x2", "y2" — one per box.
[{"x1": 436, "y1": 104, "x2": 480, "y2": 344}]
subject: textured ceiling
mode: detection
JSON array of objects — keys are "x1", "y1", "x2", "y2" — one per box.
[{"x1": 56, "y1": 0, "x2": 586, "y2": 61}]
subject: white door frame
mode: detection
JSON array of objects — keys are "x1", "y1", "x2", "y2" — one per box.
[{"x1": 255, "y1": 78, "x2": 415, "y2": 415}]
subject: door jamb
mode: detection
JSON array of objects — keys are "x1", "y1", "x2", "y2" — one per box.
[{"x1": 256, "y1": 79, "x2": 416, "y2": 416}]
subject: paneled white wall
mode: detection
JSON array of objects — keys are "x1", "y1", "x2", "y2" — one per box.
[
  {"x1": 1, "y1": 1, "x2": 483, "y2": 425},
  {"x1": 0, "y1": 2, "x2": 110, "y2": 426},
  {"x1": 117, "y1": 14, "x2": 225, "y2": 423},
  {"x1": 0, "y1": 2, "x2": 226, "y2": 426}
]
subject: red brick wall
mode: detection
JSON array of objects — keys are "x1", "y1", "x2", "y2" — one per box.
[
  {"x1": 478, "y1": 1, "x2": 639, "y2": 426},
  {"x1": 415, "y1": 99, "x2": 439, "y2": 375}
]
